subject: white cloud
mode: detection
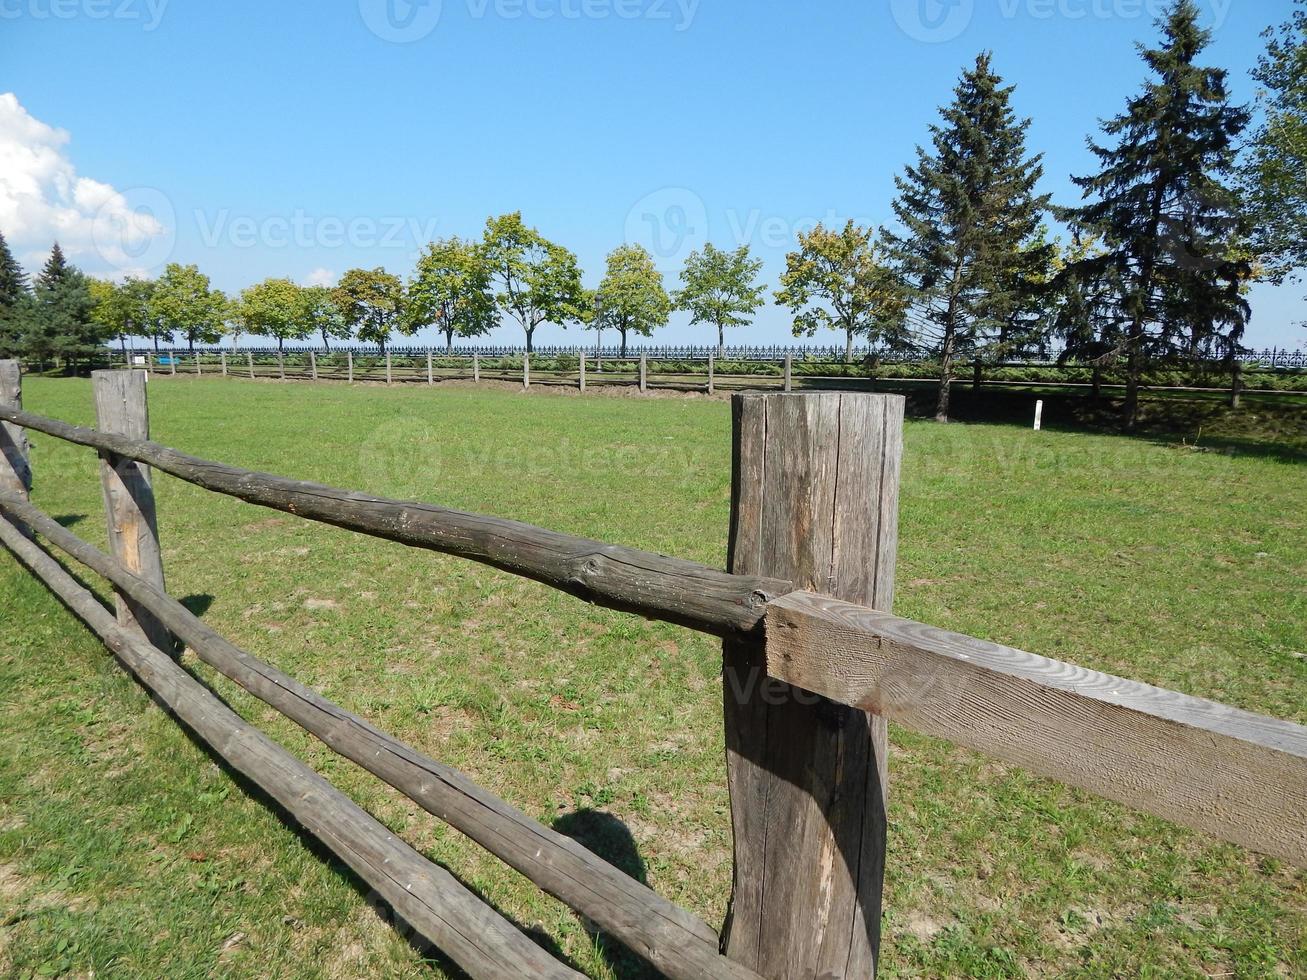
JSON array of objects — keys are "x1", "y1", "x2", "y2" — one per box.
[
  {"x1": 303, "y1": 267, "x2": 336, "y2": 287},
  {"x1": 0, "y1": 92, "x2": 174, "y2": 278}
]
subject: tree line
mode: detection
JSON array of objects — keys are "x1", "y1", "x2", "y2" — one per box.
[{"x1": 0, "y1": 0, "x2": 1300, "y2": 425}]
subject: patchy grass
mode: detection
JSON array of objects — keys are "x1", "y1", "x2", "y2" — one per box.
[{"x1": 0, "y1": 375, "x2": 1304, "y2": 979}]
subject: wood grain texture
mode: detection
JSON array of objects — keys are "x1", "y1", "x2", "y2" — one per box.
[
  {"x1": 0, "y1": 361, "x2": 31, "y2": 499},
  {"x1": 765, "y1": 590, "x2": 1307, "y2": 867},
  {"x1": 92, "y1": 371, "x2": 172, "y2": 653},
  {"x1": 0, "y1": 490, "x2": 761, "y2": 980},
  {"x1": 0, "y1": 405, "x2": 793, "y2": 637},
  {"x1": 0, "y1": 516, "x2": 584, "y2": 980},
  {"x1": 722, "y1": 392, "x2": 903, "y2": 978}
]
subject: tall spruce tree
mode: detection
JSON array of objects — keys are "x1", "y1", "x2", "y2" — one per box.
[
  {"x1": 1063, "y1": 0, "x2": 1250, "y2": 426},
  {"x1": 0, "y1": 231, "x2": 31, "y2": 357},
  {"x1": 885, "y1": 52, "x2": 1052, "y2": 421},
  {"x1": 28, "y1": 243, "x2": 100, "y2": 371}
]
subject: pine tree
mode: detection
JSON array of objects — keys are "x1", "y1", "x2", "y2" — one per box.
[
  {"x1": 885, "y1": 52, "x2": 1052, "y2": 421},
  {"x1": 0, "y1": 231, "x2": 31, "y2": 357},
  {"x1": 1062, "y1": 0, "x2": 1250, "y2": 426},
  {"x1": 27, "y1": 242, "x2": 100, "y2": 371}
]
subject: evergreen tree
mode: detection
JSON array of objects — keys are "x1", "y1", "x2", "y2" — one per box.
[
  {"x1": 27, "y1": 243, "x2": 100, "y2": 371},
  {"x1": 1063, "y1": 0, "x2": 1250, "y2": 426},
  {"x1": 885, "y1": 52, "x2": 1052, "y2": 421},
  {"x1": 0, "y1": 231, "x2": 31, "y2": 357}
]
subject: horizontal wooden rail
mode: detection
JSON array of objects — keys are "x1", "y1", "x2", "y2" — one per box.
[
  {"x1": 0, "y1": 515, "x2": 583, "y2": 980},
  {"x1": 765, "y1": 591, "x2": 1307, "y2": 866},
  {"x1": 0, "y1": 405, "x2": 791, "y2": 637},
  {"x1": 0, "y1": 490, "x2": 758, "y2": 980}
]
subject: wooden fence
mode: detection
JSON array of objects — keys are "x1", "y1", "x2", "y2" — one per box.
[
  {"x1": 115, "y1": 347, "x2": 1307, "y2": 403},
  {"x1": 0, "y1": 361, "x2": 1304, "y2": 978}
]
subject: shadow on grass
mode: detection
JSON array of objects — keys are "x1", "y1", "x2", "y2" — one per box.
[
  {"x1": 553, "y1": 808, "x2": 660, "y2": 980},
  {"x1": 178, "y1": 594, "x2": 214, "y2": 618},
  {"x1": 52, "y1": 514, "x2": 87, "y2": 529},
  {"x1": 853, "y1": 380, "x2": 1307, "y2": 463}
]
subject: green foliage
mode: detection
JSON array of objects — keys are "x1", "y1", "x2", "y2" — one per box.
[
  {"x1": 885, "y1": 52, "x2": 1053, "y2": 420},
  {"x1": 405, "y1": 237, "x2": 497, "y2": 350},
  {"x1": 150, "y1": 263, "x2": 227, "y2": 350},
  {"x1": 674, "y1": 244, "x2": 766, "y2": 353},
  {"x1": 25, "y1": 243, "x2": 101, "y2": 368},
  {"x1": 332, "y1": 267, "x2": 405, "y2": 352},
  {"x1": 1063, "y1": 0, "x2": 1252, "y2": 424},
  {"x1": 301, "y1": 285, "x2": 351, "y2": 350},
  {"x1": 592, "y1": 244, "x2": 671, "y2": 356},
  {"x1": 89, "y1": 276, "x2": 156, "y2": 352},
  {"x1": 776, "y1": 220, "x2": 908, "y2": 364},
  {"x1": 482, "y1": 212, "x2": 584, "y2": 352},
  {"x1": 236, "y1": 278, "x2": 312, "y2": 351},
  {"x1": 1241, "y1": 0, "x2": 1307, "y2": 290},
  {"x1": 0, "y1": 230, "x2": 31, "y2": 358}
]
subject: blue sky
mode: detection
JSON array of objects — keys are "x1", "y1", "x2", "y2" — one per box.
[{"x1": 0, "y1": 0, "x2": 1301, "y2": 348}]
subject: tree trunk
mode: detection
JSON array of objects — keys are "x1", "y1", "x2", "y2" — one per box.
[
  {"x1": 525, "y1": 327, "x2": 534, "y2": 355},
  {"x1": 321, "y1": 329, "x2": 331, "y2": 352},
  {"x1": 278, "y1": 336, "x2": 284, "y2": 354},
  {"x1": 936, "y1": 329, "x2": 956, "y2": 423},
  {"x1": 844, "y1": 329, "x2": 854, "y2": 365},
  {"x1": 445, "y1": 329, "x2": 454, "y2": 352},
  {"x1": 620, "y1": 329, "x2": 628, "y2": 359},
  {"x1": 718, "y1": 323, "x2": 725, "y2": 357},
  {"x1": 1091, "y1": 365, "x2": 1102, "y2": 402},
  {"x1": 1125, "y1": 351, "x2": 1140, "y2": 430},
  {"x1": 152, "y1": 336, "x2": 160, "y2": 356},
  {"x1": 188, "y1": 334, "x2": 195, "y2": 352}
]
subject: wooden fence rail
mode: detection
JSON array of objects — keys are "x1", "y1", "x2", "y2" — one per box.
[{"x1": 2, "y1": 364, "x2": 1306, "y2": 979}]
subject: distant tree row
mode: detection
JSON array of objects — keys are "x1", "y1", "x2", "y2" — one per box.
[{"x1": 0, "y1": 1, "x2": 1299, "y2": 427}]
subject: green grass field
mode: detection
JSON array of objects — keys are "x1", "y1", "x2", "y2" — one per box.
[{"x1": 1, "y1": 376, "x2": 1304, "y2": 979}]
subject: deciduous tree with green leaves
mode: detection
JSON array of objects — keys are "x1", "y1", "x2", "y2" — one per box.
[
  {"x1": 885, "y1": 52, "x2": 1052, "y2": 421},
  {"x1": 674, "y1": 243, "x2": 766, "y2": 355},
  {"x1": 592, "y1": 244, "x2": 671, "y2": 357},
  {"x1": 405, "y1": 238, "x2": 497, "y2": 351},
  {"x1": 237, "y1": 278, "x2": 312, "y2": 352},
  {"x1": 302, "y1": 285, "x2": 351, "y2": 350},
  {"x1": 1063, "y1": 0, "x2": 1251, "y2": 426},
  {"x1": 332, "y1": 267, "x2": 405, "y2": 353},
  {"x1": 90, "y1": 276, "x2": 155, "y2": 357},
  {"x1": 1241, "y1": 0, "x2": 1305, "y2": 299},
  {"x1": 150, "y1": 263, "x2": 227, "y2": 351},
  {"x1": 482, "y1": 212, "x2": 583, "y2": 353},
  {"x1": 775, "y1": 221, "x2": 909, "y2": 365}
]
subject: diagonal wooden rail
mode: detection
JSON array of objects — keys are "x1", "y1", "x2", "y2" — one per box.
[
  {"x1": 0, "y1": 515, "x2": 584, "y2": 980},
  {"x1": 0, "y1": 404, "x2": 789, "y2": 637},
  {"x1": 0, "y1": 489, "x2": 760, "y2": 980}
]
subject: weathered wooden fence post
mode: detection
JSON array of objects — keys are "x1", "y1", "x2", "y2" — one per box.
[
  {"x1": 169, "y1": 353, "x2": 176, "y2": 376},
  {"x1": 310, "y1": 350, "x2": 318, "y2": 381},
  {"x1": 194, "y1": 351, "x2": 202, "y2": 376},
  {"x1": 783, "y1": 353, "x2": 793, "y2": 392},
  {"x1": 386, "y1": 351, "x2": 393, "y2": 385},
  {"x1": 221, "y1": 351, "x2": 228, "y2": 376},
  {"x1": 347, "y1": 349, "x2": 354, "y2": 383},
  {"x1": 0, "y1": 361, "x2": 32, "y2": 504},
  {"x1": 91, "y1": 370, "x2": 172, "y2": 654},
  {"x1": 277, "y1": 351, "x2": 285, "y2": 380},
  {"x1": 427, "y1": 348, "x2": 434, "y2": 385},
  {"x1": 639, "y1": 353, "x2": 647, "y2": 393},
  {"x1": 473, "y1": 352, "x2": 480, "y2": 383},
  {"x1": 722, "y1": 391, "x2": 903, "y2": 978},
  {"x1": 247, "y1": 351, "x2": 255, "y2": 380},
  {"x1": 708, "y1": 353, "x2": 715, "y2": 395},
  {"x1": 523, "y1": 353, "x2": 531, "y2": 390},
  {"x1": 579, "y1": 352, "x2": 586, "y2": 392},
  {"x1": 1230, "y1": 361, "x2": 1242, "y2": 409}
]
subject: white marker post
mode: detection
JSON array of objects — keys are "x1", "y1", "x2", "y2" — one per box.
[{"x1": 1034, "y1": 400, "x2": 1044, "y2": 432}]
